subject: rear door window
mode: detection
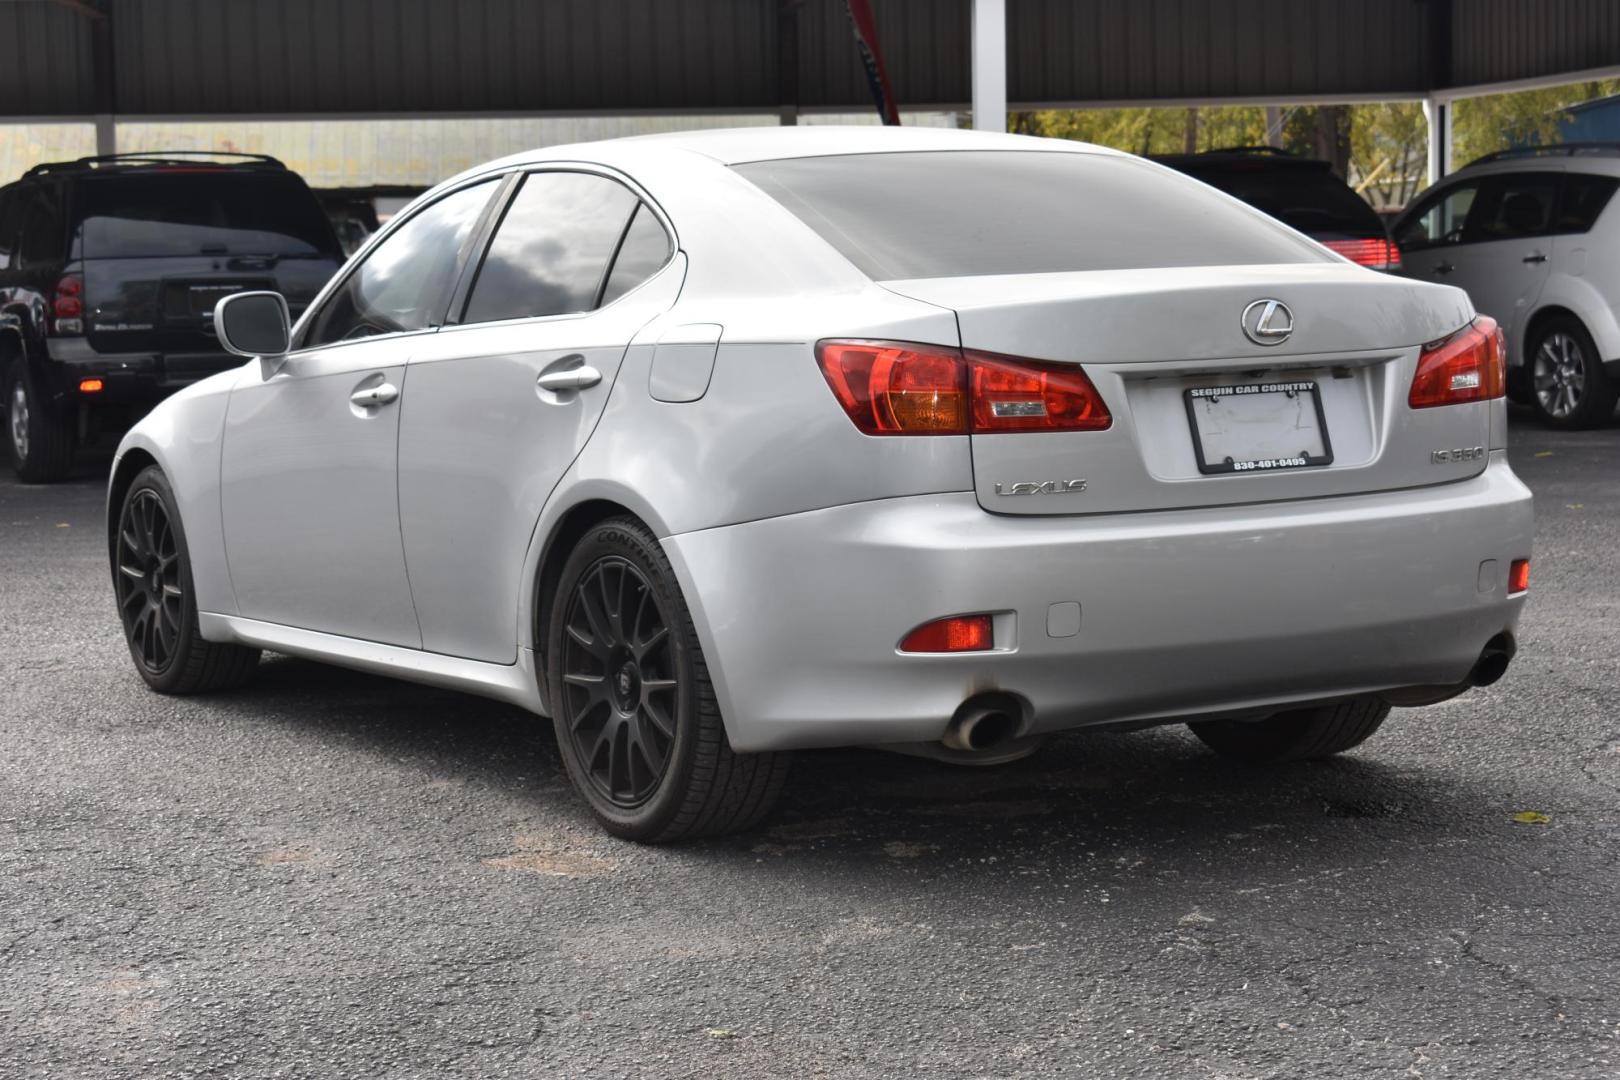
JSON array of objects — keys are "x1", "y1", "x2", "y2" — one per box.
[
  {"x1": 303, "y1": 179, "x2": 498, "y2": 347},
  {"x1": 598, "y1": 203, "x2": 673, "y2": 307},
  {"x1": 735, "y1": 151, "x2": 1321, "y2": 280},
  {"x1": 0, "y1": 187, "x2": 20, "y2": 270},
  {"x1": 76, "y1": 172, "x2": 340, "y2": 259},
  {"x1": 1469, "y1": 173, "x2": 1560, "y2": 242},
  {"x1": 17, "y1": 186, "x2": 65, "y2": 268},
  {"x1": 1555, "y1": 173, "x2": 1619, "y2": 233},
  {"x1": 461, "y1": 171, "x2": 639, "y2": 324}
]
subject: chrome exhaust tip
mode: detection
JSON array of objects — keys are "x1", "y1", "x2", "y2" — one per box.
[
  {"x1": 942, "y1": 693, "x2": 1025, "y2": 752},
  {"x1": 1468, "y1": 632, "x2": 1516, "y2": 688}
]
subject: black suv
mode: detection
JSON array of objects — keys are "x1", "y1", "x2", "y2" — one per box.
[
  {"x1": 1, "y1": 152, "x2": 343, "y2": 481},
  {"x1": 1154, "y1": 147, "x2": 1400, "y2": 272}
]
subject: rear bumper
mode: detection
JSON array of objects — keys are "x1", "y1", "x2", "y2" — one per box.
[
  {"x1": 41, "y1": 338, "x2": 237, "y2": 407},
  {"x1": 663, "y1": 453, "x2": 1534, "y2": 752}
]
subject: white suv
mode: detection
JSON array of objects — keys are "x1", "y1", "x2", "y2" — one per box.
[{"x1": 1393, "y1": 145, "x2": 1620, "y2": 428}]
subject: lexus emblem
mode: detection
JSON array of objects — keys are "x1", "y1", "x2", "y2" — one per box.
[{"x1": 1241, "y1": 299, "x2": 1294, "y2": 346}]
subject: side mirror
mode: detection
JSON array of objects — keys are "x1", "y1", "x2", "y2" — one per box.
[{"x1": 215, "y1": 291, "x2": 291, "y2": 358}]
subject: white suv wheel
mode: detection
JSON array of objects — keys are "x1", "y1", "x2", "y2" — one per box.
[{"x1": 1533, "y1": 330, "x2": 1586, "y2": 420}]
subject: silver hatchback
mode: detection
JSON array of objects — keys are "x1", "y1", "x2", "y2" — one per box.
[{"x1": 108, "y1": 128, "x2": 1532, "y2": 841}]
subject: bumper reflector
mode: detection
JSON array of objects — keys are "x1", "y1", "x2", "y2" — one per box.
[
  {"x1": 78, "y1": 378, "x2": 104, "y2": 393},
  {"x1": 1508, "y1": 559, "x2": 1530, "y2": 594},
  {"x1": 899, "y1": 614, "x2": 993, "y2": 653}
]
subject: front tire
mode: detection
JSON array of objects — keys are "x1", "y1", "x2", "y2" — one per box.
[
  {"x1": 1528, "y1": 316, "x2": 1617, "y2": 429},
  {"x1": 112, "y1": 466, "x2": 260, "y2": 693},
  {"x1": 1189, "y1": 696, "x2": 1390, "y2": 764},
  {"x1": 545, "y1": 516, "x2": 788, "y2": 842},
  {"x1": 6, "y1": 360, "x2": 75, "y2": 483}
]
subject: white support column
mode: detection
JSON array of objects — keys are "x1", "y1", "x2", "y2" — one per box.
[
  {"x1": 1422, "y1": 96, "x2": 1451, "y2": 186},
  {"x1": 971, "y1": 0, "x2": 1006, "y2": 133},
  {"x1": 94, "y1": 113, "x2": 115, "y2": 156}
]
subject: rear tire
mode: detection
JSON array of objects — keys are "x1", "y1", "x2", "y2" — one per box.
[
  {"x1": 6, "y1": 360, "x2": 75, "y2": 483},
  {"x1": 545, "y1": 516, "x2": 789, "y2": 842},
  {"x1": 1527, "y1": 315, "x2": 1617, "y2": 429},
  {"x1": 113, "y1": 466, "x2": 261, "y2": 693},
  {"x1": 1189, "y1": 695, "x2": 1390, "y2": 764}
]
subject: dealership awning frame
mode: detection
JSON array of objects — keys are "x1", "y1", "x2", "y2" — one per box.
[{"x1": 2, "y1": 0, "x2": 1617, "y2": 182}]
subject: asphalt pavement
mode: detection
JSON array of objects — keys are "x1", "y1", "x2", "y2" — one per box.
[{"x1": 1, "y1": 411, "x2": 1616, "y2": 1079}]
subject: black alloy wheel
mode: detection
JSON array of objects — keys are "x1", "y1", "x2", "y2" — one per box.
[
  {"x1": 559, "y1": 556, "x2": 679, "y2": 807},
  {"x1": 111, "y1": 466, "x2": 260, "y2": 693},
  {"x1": 115, "y1": 487, "x2": 185, "y2": 675},
  {"x1": 546, "y1": 517, "x2": 788, "y2": 842}
]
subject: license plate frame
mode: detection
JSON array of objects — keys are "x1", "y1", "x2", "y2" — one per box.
[{"x1": 1183, "y1": 380, "x2": 1334, "y2": 476}]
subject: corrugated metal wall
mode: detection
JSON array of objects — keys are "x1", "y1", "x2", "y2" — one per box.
[
  {"x1": 0, "y1": 0, "x2": 1615, "y2": 119},
  {"x1": 111, "y1": 0, "x2": 779, "y2": 114},
  {"x1": 0, "y1": 2, "x2": 95, "y2": 116},
  {"x1": 1008, "y1": 0, "x2": 1436, "y2": 103},
  {"x1": 1451, "y1": 0, "x2": 1620, "y2": 87}
]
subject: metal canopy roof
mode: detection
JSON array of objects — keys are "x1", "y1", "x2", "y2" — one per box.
[{"x1": 2, "y1": 0, "x2": 1618, "y2": 122}]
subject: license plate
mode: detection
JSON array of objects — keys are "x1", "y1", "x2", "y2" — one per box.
[
  {"x1": 162, "y1": 281, "x2": 262, "y2": 322},
  {"x1": 186, "y1": 283, "x2": 250, "y2": 316},
  {"x1": 1183, "y1": 380, "x2": 1334, "y2": 475}
]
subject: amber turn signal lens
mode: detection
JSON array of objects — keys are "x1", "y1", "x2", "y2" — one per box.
[{"x1": 78, "y1": 378, "x2": 104, "y2": 393}]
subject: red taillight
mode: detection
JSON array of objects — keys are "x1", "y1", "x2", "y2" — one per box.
[
  {"x1": 898, "y1": 614, "x2": 993, "y2": 653},
  {"x1": 1509, "y1": 559, "x2": 1530, "y2": 594},
  {"x1": 1323, "y1": 237, "x2": 1402, "y2": 270},
  {"x1": 815, "y1": 340, "x2": 967, "y2": 435},
  {"x1": 51, "y1": 275, "x2": 85, "y2": 335},
  {"x1": 816, "y1": 340, "x2": 1111, "y2": 435},
  {"x1": 969, "y1": 351, "x2": 1112, "y2": 432},
  {"x1": 1408, "y1": 316, "x2": 1505, "y2": 409},
  {"x1": 53, "y1": 275, "x2": 83, "y2": 318}
]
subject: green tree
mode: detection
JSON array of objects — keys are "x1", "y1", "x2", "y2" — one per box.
[
  {"x1": 1452, "y1": 79, "x2": 1620, "y2": 165},
  {"x1": 1012, "y1": 81, "x2": 1620, "y2": 213}
]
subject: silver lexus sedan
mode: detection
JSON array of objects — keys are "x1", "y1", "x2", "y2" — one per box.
[{"x1": 107, "y1": 128, "x2": 1533, "y2": 841}]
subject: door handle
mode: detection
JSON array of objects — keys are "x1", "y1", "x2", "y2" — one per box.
[
  {"x1": 537, "y1": 366, "x2": 602, "y2": 392},
  {"x1": 1522, "y1": 252, "x2": 1547, "y2": 264},
  {"x1": 350, "y1": 382, "x2": 399, "y2": 407},
  {"x1": 1432, "y1": 261, "x2": 1455, "y2": 276}
]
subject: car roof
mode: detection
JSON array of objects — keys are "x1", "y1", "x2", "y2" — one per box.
[
  {"x1": 1446, "y1": 145, "x2": 1620, "y2": 181},
  {"x1": 460, "y1": 124, "x2": 1117, "y2": 178}
]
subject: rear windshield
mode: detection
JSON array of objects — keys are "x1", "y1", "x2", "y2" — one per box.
[
  {"x1": 1174, "y1": 163, "x2": 1384, "y2": 238},
  {"x1": 76, "y1": 172, "x2": 340, "y2": 259},
  {"x1": 733, "y1": 150, "x2": 1321, "y2": 280}
]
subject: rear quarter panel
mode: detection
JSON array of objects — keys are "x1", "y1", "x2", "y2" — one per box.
[{"x1": 559, "y1": 288, "x2": 972, "y2": 537}]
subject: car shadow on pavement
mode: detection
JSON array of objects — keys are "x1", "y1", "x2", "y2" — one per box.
[{"x1": 218, "y1": 654, "x2": 1492, "y2": 889}]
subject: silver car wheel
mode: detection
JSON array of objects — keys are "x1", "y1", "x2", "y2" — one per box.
[
  {"x1": 1533, "y1": 330, "x2": 1587, "y2": 420},
  {"x1": 8, "y1": 379, "x2": 28, "y2": 463}
]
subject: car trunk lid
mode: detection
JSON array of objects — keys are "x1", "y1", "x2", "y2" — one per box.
[{"x1": 882, "y1": 264, "x2": 1490, "y2": 515}]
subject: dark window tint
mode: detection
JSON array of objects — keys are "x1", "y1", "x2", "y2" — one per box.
[
  {"x1": 1556, "y1": 173, "x2": 1619, "y2": 233},
  {"x1": 734, "y1": 151, "x2": 1320, "y2": 280},
  {"x1": 599, "y1": 203, "x2": 672, "y2": 306},
  {"x1": 463, "y1": 172, "x2": 637, "y2": 324},
  {"x1": 1396, "y1": 182, "x2": 1481, "y2": 248},
  {"x1": 305, "y1": 179, "x2": 497, "y2": 347},
  {"x1": 0, "y1": 188, "x2": 20, "y2": 270},
  {"x1": 76, "y1": 172, "x2": 340, "y2": 258},
  {"x1": 1174, "y1": 164, "x2": 1383, "y2": 239},
  {"x1": 18, "y1": 187, "x2": 65, "y2": 267},
  {"x1": 1471, "y1": 173, "x2": 1560, "y2": 241}
]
